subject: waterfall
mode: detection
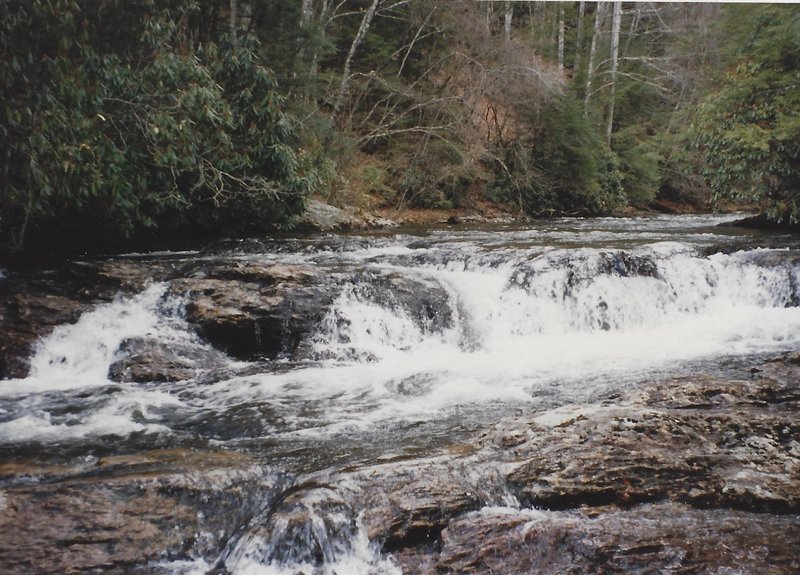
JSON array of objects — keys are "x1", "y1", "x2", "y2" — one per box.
[
  {"x1": 0, "y1": 284, "x2": 195, "y2": 442},
  {"x1": 309, "y1": 244, "x2": 800, "y2": 377}
]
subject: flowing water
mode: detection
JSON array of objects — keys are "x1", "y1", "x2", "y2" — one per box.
[{"x1": 2, "y1": 214, "x2": 800, "y2": 573}]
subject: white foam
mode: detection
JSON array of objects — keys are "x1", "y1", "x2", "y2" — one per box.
[
  {"x1": 222, "y1": 514, "x2": 401, "y2": 575},
  {"x1": 4, "y1": 220, "x2": 800, "y2": 444},
  {"x1": 1, "y1": 283, "x2": 187, "y2": 396},
  {"x1": 208, "y1": 243, "x2": 800, "y2": 434},
  {"x1": 0, "y1": 388, "x2": 180, "y2": 443}
]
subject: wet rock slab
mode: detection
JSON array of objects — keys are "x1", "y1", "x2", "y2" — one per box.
[
  {"x1": 0, "y1": 450, "x2": 279, "y2": 575},
  {"x1": 268, "y1": 353, "x2": 800, "y2": 573},
  {"x1": 400, "y1": 503, "x2": 800, "y2": 574},
  {"x1": 0, "y1": 355, "x2": 798, "y2": 573}
]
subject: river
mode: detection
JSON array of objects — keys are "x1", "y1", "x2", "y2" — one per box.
[{"x1": 1, "y1": 213, "x2": 799, "y2": 574}]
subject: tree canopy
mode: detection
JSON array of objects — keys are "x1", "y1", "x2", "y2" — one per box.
[
  {"x1": 2, "y1": 1, "x2": 798, "y2": 260},
  {"x1": 1, "y1": 0, "x2": 315, "y2": 258}
]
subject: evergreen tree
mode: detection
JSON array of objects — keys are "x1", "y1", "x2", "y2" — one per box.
[{"x1": 695, "y1": 5, "x2": 800, "y2": 223}]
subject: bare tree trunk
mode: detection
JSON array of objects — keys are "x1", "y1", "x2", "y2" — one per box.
[
  {"x1": 334, "y1": 0, "x2": 381, "y2": 117},
  {"x1": 557, "y1": 5, "x2": 565, "y2": 72},
  {"x1": 504, "y1": 1, "x2": 513, "y2": 41},
  {"x1": 574, "y1": 1, "x2": 586, "y2": 72},
  {"x1": 584, "y1": 1, "x2": 606, "y2": 115},
  {"x1": 300, "y1": 0, "x2": 314, "y2": 27},
  {"x1": 398, "y1": 6, "x2": 436, "y2": 77},
  {"x1": 229, "y1": 0, "x2": 238, "y2": 48},
  {"x1": 623, "y1": 2, "x2": 641, "y2": 57},
  {"x1": 606, "y1": 1, "x2": 622, "y2": 145}
]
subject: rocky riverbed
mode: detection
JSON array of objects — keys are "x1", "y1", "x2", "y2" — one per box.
[
  {"x1": 1, "y1": 349, "x2": 798, "y2": 573},
  {"x1": 1, "y1": 216, "x2": 800, "y2": 573}
]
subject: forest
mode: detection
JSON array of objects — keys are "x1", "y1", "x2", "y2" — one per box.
[{"x1": 2, "y1": 1, "x2": 799, "y2": 260}]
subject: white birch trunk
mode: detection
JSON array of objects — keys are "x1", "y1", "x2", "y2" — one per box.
[
  {"x1": 606, "y1": 1, "x2": 622, "y2": 144},
  {"x1": 584, "y1": 1, "x2": 606, "y2": 115},
  {"x1": 334, "y1": 0, "x2": 381, "y2": 116}
]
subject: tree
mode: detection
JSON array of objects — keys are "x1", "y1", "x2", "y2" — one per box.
[
  {"x1": 0, "y1": 0, "x2": 314, "y2": 258},
  {"x1": 695, "y1": 5, "x2": 800, "y2": 223},
  {"x1": 333, "y1": 0, "x2": 382, "y2": 116},
  {"x1": 584, "y1": 2, "x2": 606, "y2": 114},
  {"x1": 605, "y1": 1, "x2": 621, "y2": 145}
]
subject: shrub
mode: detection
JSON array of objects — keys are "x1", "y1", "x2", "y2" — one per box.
[{"x1": 0, "y1": 0, "x2": 314, "y2": 260}]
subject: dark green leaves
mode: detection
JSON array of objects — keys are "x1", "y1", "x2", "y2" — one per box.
[
  {"x1": 695, "y1": 5, "x2": 800, "y2": 224},
  {"x1": 1, "y1": 0, "x2": 312, "y2": 258}
]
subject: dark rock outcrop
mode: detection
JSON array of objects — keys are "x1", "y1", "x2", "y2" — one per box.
[
  {"x1": 174, "y1": 263, "x2": 335, "y2": 361},
  {"x1": 108, "y1": 336, "x2": 229, "y2": 382}
]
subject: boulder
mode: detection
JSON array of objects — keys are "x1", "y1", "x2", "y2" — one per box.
[
  {"x1": 175, "y1": 269, "x2": 335, "y2": 361},
  {"x1": 296, "y1": 199, "x2": 396, "y2": 232},
  {"x1": 108, "y1": 336, "x2": 229, "y2": 382}
]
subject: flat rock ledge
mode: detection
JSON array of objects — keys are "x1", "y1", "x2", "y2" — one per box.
[{"x1": 2, "y1": 354, "x2": 798, "y2": 573}]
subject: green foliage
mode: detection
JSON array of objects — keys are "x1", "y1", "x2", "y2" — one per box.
[
  {"x1": 9, "y1": 0, "x2": 796, "y2": 260},
  {"x1": 613, "y1": 126, "x2": 663, "y2": 206},
  {"x1": 495, "y1": 95, "x2": 624, "y2": 216},
  {"x1": 1, "y1": 0, "x2": 313, "y2": 258},
  {"x1": 695, "y1": 5, "x2": 800, "y2": 223}
]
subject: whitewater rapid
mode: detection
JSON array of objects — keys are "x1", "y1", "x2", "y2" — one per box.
[{"x1": 2, "y1": 215, "x2": 800, "y2": 450}]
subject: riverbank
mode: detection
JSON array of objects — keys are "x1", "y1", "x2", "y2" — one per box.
[{"x1": 299, "y1": 193, "x2": 715, "y2": 231}]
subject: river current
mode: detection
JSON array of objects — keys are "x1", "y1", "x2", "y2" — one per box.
[{"x1": 2, "y1": 213, "x2": 800, "y2": 573}]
